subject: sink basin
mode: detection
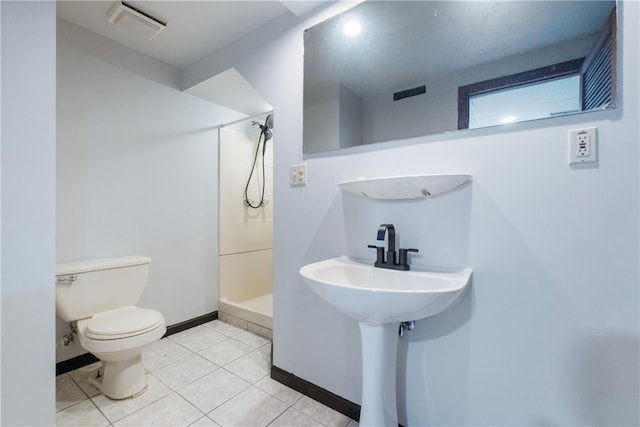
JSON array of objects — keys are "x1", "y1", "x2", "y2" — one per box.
[
  {"x1": 299, "y1": 256, "x2": 472, "y2": 326},
  {"x1": 299, "y1": 256, "x2": 472, "y2": 426}
]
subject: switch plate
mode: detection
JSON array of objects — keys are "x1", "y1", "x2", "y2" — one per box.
[
  {"x1": 290, "y1": 164, "x2": 307, "y2": 186},
  {"x1": 569, "y1": 127, "x2": 597, "y2": 164}
]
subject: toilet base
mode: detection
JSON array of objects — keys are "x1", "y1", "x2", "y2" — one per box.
[{"x1": 89, "y1": 355, "x2": 147, "y2": 400}]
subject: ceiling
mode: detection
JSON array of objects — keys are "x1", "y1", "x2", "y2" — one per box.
[
  {"x1": 57, "y1": 0, "x2": 327, "y2": 116},
  {"x1": 57, "y1": 1, "x2": 326, "y2": 69}
]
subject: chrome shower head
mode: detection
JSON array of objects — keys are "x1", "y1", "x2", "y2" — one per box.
[
  {"x1": 251, "y1": 114, "x2": 273, "y2": 140},
  {"x1": 262, "y1": 114, "x2": 273, "y2": 141}
]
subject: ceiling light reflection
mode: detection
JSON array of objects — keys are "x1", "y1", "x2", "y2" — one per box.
[{"x1": 343, "y1": 20, "x2": 362, "y2": 36}]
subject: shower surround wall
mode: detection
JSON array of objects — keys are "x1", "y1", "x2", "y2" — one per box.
[{"x1": 219, "y1": 127, "x2": 273, "y2": 332}]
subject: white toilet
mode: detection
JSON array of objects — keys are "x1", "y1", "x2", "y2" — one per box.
[{"x1": 56, "y1": 256, "x2": 166, "y2": 400}]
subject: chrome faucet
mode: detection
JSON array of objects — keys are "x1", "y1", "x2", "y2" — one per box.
[{"x1": 368, "y1": 223, "x2": 418, "y2": 270}]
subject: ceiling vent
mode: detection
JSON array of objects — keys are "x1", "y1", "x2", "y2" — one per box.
[{"x1": 107, "y1": 1, "x2": 166, "y2": 40}]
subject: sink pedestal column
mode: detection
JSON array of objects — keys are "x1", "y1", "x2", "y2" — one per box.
[{"x1": 358, "y1": 322, "x2": 399, "y2": 426}]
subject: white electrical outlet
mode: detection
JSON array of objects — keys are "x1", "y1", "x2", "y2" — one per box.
[
  {"x1": 569, "y1": 127, "x2": 597, "y2": 164},
  {"x1": 290, "y1": 164, "x2": 307, "y2": 186}
]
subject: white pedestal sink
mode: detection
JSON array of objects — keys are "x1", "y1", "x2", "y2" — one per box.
[{"x1": 299, "y1": 257, "x2": 472, "y2": 426}]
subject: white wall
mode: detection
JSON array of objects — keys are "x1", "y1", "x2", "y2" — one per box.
[
  {"x1": 184, "y1": 1, "x2": 639, "y2": 426},
  {"x1": 304, "y1": 83, "x2": 363, "y2": 152},
  {"x1": 56, "y1": 19, "x2": 242, "y2": 362},
  {"x1": 1, "y1": 2, "x2": 56, "y2": 425},
  {"x1": 338, "y1": 84, "x2": 363, "y2": 149}
]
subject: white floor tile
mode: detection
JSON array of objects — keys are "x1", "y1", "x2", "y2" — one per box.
[
  {"x1": 208, "y1": 386, "x2": 288, "y2": 427},
  {"x1": 178, "y1": 369, "x2": 249, "y2": 414},
  {"x1": 269, "y1": 407, "x2": 324, "y2": 427},
  {"x1": 293, "y1": 396, "x2": 351, "y2": 427},
  {"x1": 170, "y1": 327, "x2": 228, "y2": 353},
  {"x1": 224, "y1": 350, "x2": 271, "y2": 384},
  {"x1": 169, "y1": 324, "x2": 210, "y2": 340},
  {"x1": 153, "y1": 352, "x2": 218, "y2": 390},
  {"x1": 55, "y1": 320, "x2": 357, "y2": 427},
  {"x1": 144, "y1": 337, "x2": 192, "y2": 372},
  {"x1": 56, "y1": 399, "x2": 109, "y2": 427},
  {"x1": 189, "y1": 415, "x2": 221, "y2": 426},
  {"x1": 204, "y1": 320, "x2": 246, "y2": 337},
  {"x1": 114, "y1": 392, "x2": 203, "y2": 427},
  {"x1": 233, "y1": 330, "x2": 270, "y2": 349},
  {"x1": 56, "y1": 374, "x2": 88, "y2": 412},
  {"x1": 67, "y1": 361, "x2": 102, "y2": 397},
  {"x1": 254, "y1": 376, "x2": 302, "y2": 405},
  {"x1": 198, "y1": 337, "x2": 253, "y2": 367},
  {"x1": 257, "y1": 342, "x2": 272, "y2": 355},
  {"x1": 91, "y1": 374, "x2": 172, "y2": 423}
]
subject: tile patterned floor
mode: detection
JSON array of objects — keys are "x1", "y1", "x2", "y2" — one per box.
[{"x1": 56, "y1": 320, "x2": 358, "y2": 427}]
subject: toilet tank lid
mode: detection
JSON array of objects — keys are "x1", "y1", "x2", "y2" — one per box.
[{"x1": 56, "y1": 256, "x2": 151, "y2": 276}]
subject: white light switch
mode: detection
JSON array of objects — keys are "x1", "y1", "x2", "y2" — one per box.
[{"x1": 290, "y1": 164, "x2": 307, "y2": 186}]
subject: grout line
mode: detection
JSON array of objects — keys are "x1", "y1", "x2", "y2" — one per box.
[{"x1": 264, "y1": 402, "x2": 291, "y2": 427}]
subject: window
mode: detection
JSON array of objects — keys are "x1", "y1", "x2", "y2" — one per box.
[
  {"x1": 467, "y1": 72, "x2": 581, "y2": 129},
  {"x1": 458, "y1": 8, "x2": 616, "y2": 130},
  {"x1": 458, "y1": 59, "x2": 584, "y2": 129}
]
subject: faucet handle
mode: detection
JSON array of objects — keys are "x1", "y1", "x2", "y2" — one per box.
[
  {"x1": 398, "y1": 248, "x2": 419, "y2": 267},
  {"x1": 368, "y1": 244, "x2": 385, "y2": 264}
]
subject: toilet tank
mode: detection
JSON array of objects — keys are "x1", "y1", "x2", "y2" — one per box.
[{"x1": 56, "y1": 256, "x2": 151, "y2": 323}]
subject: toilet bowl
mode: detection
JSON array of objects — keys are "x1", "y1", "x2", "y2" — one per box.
[
  {"x1": 77, "y1": 306, "x2": 165, "y2": 399},
  {"x1": 56, "y1": 256, "x2": 166, "y2": 399}
]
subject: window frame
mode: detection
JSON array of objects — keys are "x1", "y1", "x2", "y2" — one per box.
[{"x1": 457, "y1": 58, "x2": 585, "y2": 130}]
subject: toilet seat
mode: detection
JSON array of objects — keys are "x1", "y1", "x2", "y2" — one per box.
[{"x1": 85, "y1": 306, "x2": 164, "y2": 340}]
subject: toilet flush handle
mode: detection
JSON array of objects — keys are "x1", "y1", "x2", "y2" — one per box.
[{"x1": 56, "y1": 274, "x2": 77, "y2": 283}]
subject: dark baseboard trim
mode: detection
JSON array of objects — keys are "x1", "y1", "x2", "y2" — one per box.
[
  {"x1": 56, "y1": 311, "x2": 218, "y2": 376},
  {"x1": 56, "y1": 352, "x2": 100, "y2": 376},
  {"x1": 164, "y1": 311, "x2": 218, "y2": 337},
  {"x1": 271, "y1": 365, "x2": 360, "y2": 421}
]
